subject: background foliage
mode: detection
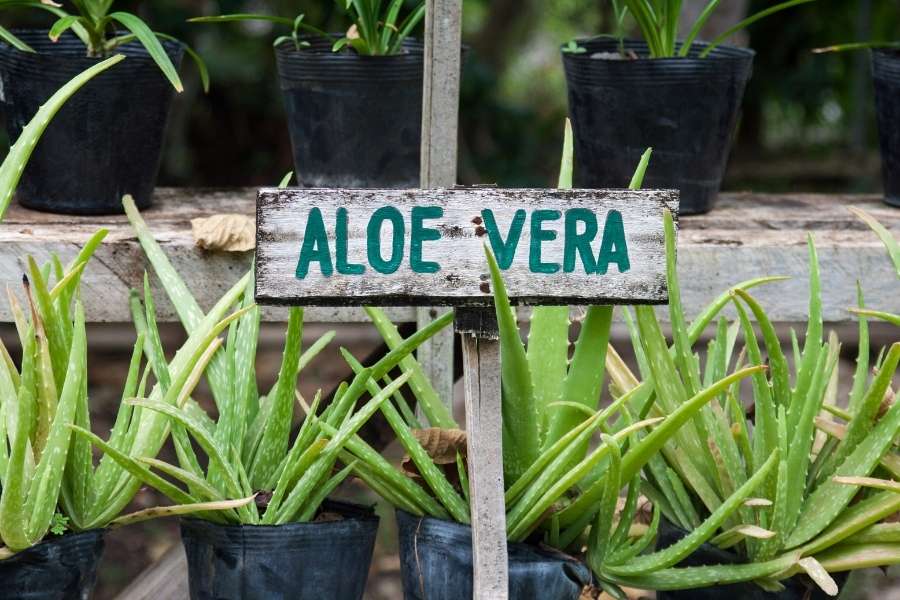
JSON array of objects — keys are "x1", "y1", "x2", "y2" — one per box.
[{"x1": 3, "y1": 0, "x2": 898, "y2": 191}]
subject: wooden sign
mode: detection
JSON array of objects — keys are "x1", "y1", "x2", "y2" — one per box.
[{"x1": 255, "y1": 188, "x2": 678, "y2": 306}]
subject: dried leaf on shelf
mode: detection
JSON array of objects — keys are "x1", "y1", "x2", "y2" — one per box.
[{"x1": 191, "y1": 214, "x2": 255, "y2": 252}]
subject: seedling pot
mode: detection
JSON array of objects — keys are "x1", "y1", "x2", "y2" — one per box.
[
  {"x1": 0, "y1": 30, "x2": 182, "y2": 215},
  {"x1": 562, "y1": 39, "x2": 754, "y2": 214},
  {"x1": 396, "y1": 510, "x2": 590, "y2": 600},
  {"x1": 655, "y1": 519, "x2": 843, "y2": 600},
  {"x1": 873, "y1": 49, "x2": 900, "y2": 208},
  {"x1": 0, "y1": 529, "x2": 105, "y2": 600},
  {"x1": 179, "y1": 501, "x2": 378, "y2": 600},
  {"x1": 275, "y1": 37, "x2": 424, "y2": 188}
]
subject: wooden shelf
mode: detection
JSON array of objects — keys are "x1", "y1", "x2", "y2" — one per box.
[{"x1": 1, "y1": 188, "x2": 896, "y2": 323}]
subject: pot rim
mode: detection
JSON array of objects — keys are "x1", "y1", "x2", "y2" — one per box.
[
  {"x1": 0, "y1": 28, "x2": 185, "y2": 59},
  {"x1": 562, "y1": 36, "x2": 756, "y2": 62},
  {"x1": 275, "y1": 33, "x2": 425, "y2": 59}
]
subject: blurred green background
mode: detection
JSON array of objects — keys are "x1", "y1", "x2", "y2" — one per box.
[{"x1": 4, "y1": 0, "x2": 898, "y2": 192}]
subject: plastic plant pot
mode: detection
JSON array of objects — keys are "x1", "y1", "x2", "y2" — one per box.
[
  {"x1": 396, "y1": 509, "x2": 591, "y2": 600},
  {"x1": 180, "y1": 501, "x2": 379, "y2": 600},
  {"x1": 0, "y1": 529, "x2": 105, "y2": 600},
  {"x1": 562, "y1": 38, "x2": 754, "y2": 215},
  {"x1": 0, "y1": 30, "x2": 182, "y2": 215},
  {"x1": 274, "y1": 37, "x2": 424, "y2": 189},
  {"x1": 873, "y1": 49, "x2": 900, "y2": 208}
]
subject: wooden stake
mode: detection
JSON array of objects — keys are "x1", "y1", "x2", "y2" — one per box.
[
  {"x1": 457, "y1": 307, "x2": 508, "y2": 600},
  {"x1": 417, "y1": 0, "x2": 464, "y2": 415}
]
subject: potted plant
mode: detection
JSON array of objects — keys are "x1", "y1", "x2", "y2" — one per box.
[
  {"x1": 322, "y1": 130, "x2": 773, "y2": 599},
  {"x1": 77, "y1": 196, "x2": 452, "y2": 599},
  {"x1": 0, "y1": 54, "x2": 124, "y2": 221},
  {"x1": 0, "y1": 226, "x2": 250, "y2": 599},
  {"x1": 587, "y1": 200, "x2": 900, "y2": 597},
  {"x1": 0, "y1": 2, "x2": 207, "y2": 214},
  {"x1": 561, "y1": 0, "x2": 814, "y2": 214},
  {"x1": 189, "y1": 2, "x2": 427, "y2": 189},
  {"x1": 814, "y1": 42, "x2": 900, "y2": 208}
]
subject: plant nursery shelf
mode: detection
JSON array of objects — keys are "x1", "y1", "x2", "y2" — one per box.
[{"x1": 0, "y1": 188, "x2": 896, "y2": 324}]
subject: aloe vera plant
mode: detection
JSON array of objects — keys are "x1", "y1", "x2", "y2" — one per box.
[
  {"x1": 0, "y1": 227, "x2": 252, "y2": 555},
  {"x1": 607, "y1": 0, "x2": 816, "y2": 58},
  {"x1": 589, "y1": 203, "x2": 900, "y2": 594},
  {"x1": 74, "y1": 196, "x2": 453, "y2": 526},
  {"x1": 325, "y1": 125, "x2": 772, "y2": 566},
  {"x1": 189, "y1": 0, "x2": 425, "y2": 56},
  {"x1": 0, "y1": 0, "x2": 207, "y2": 92},
  {"x1": 0, "y1": 53, "x2": 123, "y2": 221}
]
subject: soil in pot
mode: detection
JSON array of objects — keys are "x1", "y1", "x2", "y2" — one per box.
[
  {"x1": 655, "y1": 518, "x2": 844, "y2": 600},
  {"x1": 0, "y1": 30, "x2": 182, "y2": 215},
  {"x1": 180, "y1": 499, "x2": 379, "y2": 600},
  {"x1": 396, "y1": 509, "x2": 591, "y2": 600},
  {"x1": 0, "y1": 528, "x2": 105, "y2": 600},
  {"x1": 275, "y1": 37, "x2": 424, "y2": 189},
  {"x1": 873, "y1": 49, "x2": 900, "y2": 208},
  {"x1": 562, "y1": 39, "x2": 754, "y2": 215}
]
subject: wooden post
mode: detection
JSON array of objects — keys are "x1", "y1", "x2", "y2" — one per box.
[
  {"x1": 456, "y1": 307, "x2": 507, "y2": 600},
  {"x1": 417, "y1": 0, "x2": 463, "y2": 414}
]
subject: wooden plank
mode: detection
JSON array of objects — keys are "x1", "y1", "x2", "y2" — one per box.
[
  {"x1": 0, "y1": 190, "x2": 895, "y2": 323},
  {"x1": 115, "y1": 545, "x2": 188, "y2": 600},
  {"x1": 458, "y1": 308, "x2": 507, "y2": 600},
  {"x1": 255, "y1": 188, "x2": 677, "y2": 306}
]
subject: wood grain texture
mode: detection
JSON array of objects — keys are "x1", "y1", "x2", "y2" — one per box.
[
  {"x1": 0, "y1": 189, "x2": 895, "y2": 323},
  {"x1": 115, "y1": 545, "x2": 188, "y2": 600},
  {"x1": 461, "y1": 330, "x2": 508, "y2": 600},
  {"x1": 255, "y1": 187, "x2": 677, "y2": 306}
]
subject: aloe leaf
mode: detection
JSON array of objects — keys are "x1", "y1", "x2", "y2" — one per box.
[
  {"x1": 545, "y1": 306, "x2": 612, "y2": 453},
  {"x1": 588, "y1": 434, "x2": 622, "y2": 564},
  {"x1": 603, "y1": 551, "x2": 798, "y2": 591},
  {"x1": 814, "y1": 542, "x2": 900, "y2": 574},
  {"x1": 799, "y1": 490, "x2": 900, "y2": 557},
  {"x1": 342, "y1": 350, "x2": 469, "y2": 522},
  {"x1": 266, "y1": 438, "x2": 328, "y2": 518},
  {"x1": 25, "y1": 302, "x2": 85, "y2": 543},
  {"x1": 485, "y1": 245, "x2": 539, "y2": 484},
  {"x1": 363, "y1": 307, "x2": 456, "y2": 428},
  {"x1": 785, "y1": 343, "x2": 900, "y2": 548},
  {"x1": 139, "y1": 457, "x2": 225, "y2": 503},
  {"x1": 0, "y1": 359, "x2": 36, "y2": 550},
  {"x1": 248, "y1": 308, "x2": 303, "y2": 488},
  {"x1": 130, "y1": 399, "x2": 243, "y2": 500},
  {"x1": 558, "y1": 366, "x2": 766, "y2": 527},
  {"x1": 604, "y1": 450, "x2": 778, "y2": 576},
  {"x1": 849, "y1": 207, "x2": 900, "y2": 277},
  {"x1": 528, "y1": 306, "x2": 569, "y2": 445},
  {"x1": 296, "y1": 461, "x2": 357, "y2": 522},
  {"x1": 111, "y1": 496, "x2": 254, "y2": 528},
  {"x1": 0, "y1": 54, "x2": 124, "y2": 221}
]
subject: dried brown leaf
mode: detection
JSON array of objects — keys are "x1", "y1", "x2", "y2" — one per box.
[{"x1": 191, "y1": 214, "x2": 255, "y2": 252}]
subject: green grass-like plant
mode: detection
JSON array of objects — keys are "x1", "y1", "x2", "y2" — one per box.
[
  {"x1": 589, "y1": 201, "x2": 900, "y2": 594},
  {"x1": 0, "y1": 228, "x2": 250, "y2": 555},
  {"x1": 1, "y1": 0, "x2": 207, "y2": 92},
  {"x1": 605, "y1": 0, "x2": 816, "y2": 58},
  {"x1": 189, "y1": 0, "x2": 425, "y2": 56}
]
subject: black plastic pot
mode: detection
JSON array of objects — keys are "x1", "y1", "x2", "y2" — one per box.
[
  {"x1": 562, "y1": 39, "x2": 754, "y2": 215},
  {"x1": 396, "y1": 509, "x2": 590, "y2": 600},
  {"x1": 180, "y1": 500, "x2": 379, "y2": 600},
  {"x1": 873, "y1": 49, "x2": 900, "y2": 208},
  {"x1": 655, "y1": 519, "x2": 843, "y2": 600},
  {"x1": 275, "y1": 37, "x2": 424, "y2": 189},
  {"x1": 0, "y1": 30, "x2": 182, "y2": 215},
  {"x1": 0, "y1": 529, "x2": 105, "y2": 600}
]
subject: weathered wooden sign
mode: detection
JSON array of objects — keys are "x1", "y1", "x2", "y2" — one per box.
[{"x1": 255, "y1": 188, "x2": 678, "y2": 306}]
